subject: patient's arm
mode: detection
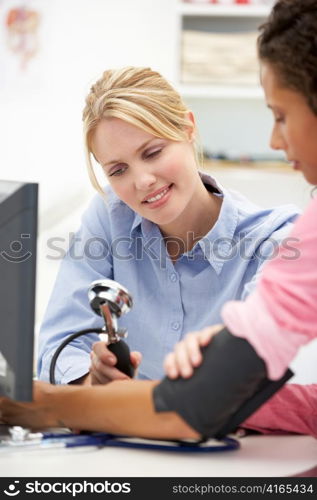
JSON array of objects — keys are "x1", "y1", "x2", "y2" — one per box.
[
  {"x1": 0, "y1": 379, "x2": 199, "y2": 440},
  {"x1": 0, "y1": 328, "x2": 291, "y2": 439}
]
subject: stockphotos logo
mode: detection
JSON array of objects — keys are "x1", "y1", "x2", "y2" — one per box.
[
  {"x1": 0, "y1": 234, "x2": 32, "y2": 263},
  {"x1": 3, "y1": 481, "x2": 20, "y2": 496},
  {"x1": 3, "y1": 480, "x2": 131, "y2": 496}
]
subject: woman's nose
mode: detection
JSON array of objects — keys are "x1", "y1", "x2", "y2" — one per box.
[
  {"x1": 134, "y1": 168, "x2": 157, "y2": 191},
  {"x1": 270, "y1": 124, "x2": 285, "y2": 151}
]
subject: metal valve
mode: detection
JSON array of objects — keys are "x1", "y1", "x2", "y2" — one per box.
[{"x1": 88, "y1": 279, "x2": 134, "y2": 377}]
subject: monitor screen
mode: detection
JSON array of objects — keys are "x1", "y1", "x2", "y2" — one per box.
[{"x1": 0, "y1": 180, "x2": 38, "y2": 401}]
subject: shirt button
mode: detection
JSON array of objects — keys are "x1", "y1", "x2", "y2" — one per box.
[
  {"x1": 169, "y1": 273, "x2": 178, "y2": 282},
  {"x1": 171, "y1": 321, "x2": 180, "y2": 331}
]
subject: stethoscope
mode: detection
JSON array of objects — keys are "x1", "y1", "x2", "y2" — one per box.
[{"x1": 49, "y1": 279, "x2": 135, "y2": 384}]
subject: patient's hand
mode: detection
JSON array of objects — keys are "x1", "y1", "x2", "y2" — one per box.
[
  {"x1": 0, "y1": 381, "x2": 58, "y2": 429},
  {"x1": 89, "y1": 341, "x2": 142, "y2": 385},
  {"x1": 164, "y1": 324, "x2": 223, "y2": 379}
]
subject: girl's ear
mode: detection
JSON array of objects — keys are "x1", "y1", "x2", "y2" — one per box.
[{"x1": 186, "y1": 111, "x2": 196, "y2": 142}]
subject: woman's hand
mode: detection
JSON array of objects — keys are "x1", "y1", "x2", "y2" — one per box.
[
  {"x1": 163, "y1": 324, "x2": 224, "y2": 379},
  {"x1": 89, "y1": 341, "x2": 142, "y2": 385}
]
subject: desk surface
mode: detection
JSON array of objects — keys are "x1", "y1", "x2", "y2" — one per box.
[{"x1": 1, "y1": 435, "x2": 316, "y2": 477}]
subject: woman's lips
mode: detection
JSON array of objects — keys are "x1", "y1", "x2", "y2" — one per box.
[{"x1": 142, "y1": 184, "x2": 173, "y2": 209}]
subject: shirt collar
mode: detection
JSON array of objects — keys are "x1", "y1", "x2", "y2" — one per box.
[
  {"x1": 186, "y1": 172, "x2": 239, "y2": 275},
  {"x1": 198, "y1": 188, "x2": 239, "y2": 274},
  {"x1": 105, "y1": 188, "x2": 150, "y2": 239},
  {"x1": 128, "y1": 171, "x2": 239, "y2": 272},
  {"x1": 199, "y1": 170, "x2": 223, "y2": 194},
  {"x1": 130, "y1": 212, "x2": 143, "y2": 237}
]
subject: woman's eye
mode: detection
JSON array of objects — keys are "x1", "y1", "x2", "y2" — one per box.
[
  {"x1": 275, "y1": 115, "x2": 285, "y2": 123},
  {"x1": 145, "y1": 148, "x2": 162, "y2": 159},
  {"x1": 109, "y1": 165, "x2": 127, "y2": 177}
]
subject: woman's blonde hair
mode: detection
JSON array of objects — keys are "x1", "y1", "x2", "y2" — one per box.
[{"x1": 82, "y1": 66, "x2": 200, "y2": 195}]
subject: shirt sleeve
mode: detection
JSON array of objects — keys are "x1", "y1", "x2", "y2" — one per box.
[
  {"x1": 37, "y1": 194, "x2": 114, "y2": 384},
  {"x1": 242, "y1": 383, "x2": 317, "y2": 438},
  {"x1": 222, "y1": 197, "x2": 317, "y2": 379}
]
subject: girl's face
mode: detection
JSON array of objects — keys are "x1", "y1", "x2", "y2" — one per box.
[
  {"x1": 91, "y1": 117, "x2": 202, "y2": 230},
  {"x1": 261, "y1": 62, "x2": 317, "y2": 185}
]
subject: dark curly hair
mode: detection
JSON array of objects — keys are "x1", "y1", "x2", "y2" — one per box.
[{"x1": 258, "y1": 0, "x2": 317, "y2": 115}]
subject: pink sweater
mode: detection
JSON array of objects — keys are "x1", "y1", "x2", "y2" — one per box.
[{"x1": 222, "y1": 197, "x2": 317, "y2": 437}]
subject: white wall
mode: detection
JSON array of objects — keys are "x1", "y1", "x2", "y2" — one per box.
[
  {"x1": 188, "y1": 96, "x2": 275, "y2": 158},
  {"x1": 0, "y1": 0, "x2": 178, "y2": 230},
  {"x1": 0, "y1": 0, "x2": 179, "y2": 344}
]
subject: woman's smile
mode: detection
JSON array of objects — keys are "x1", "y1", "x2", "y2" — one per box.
[{"x1": 141, "y1": 184, "x2": 173, "y2": 209}]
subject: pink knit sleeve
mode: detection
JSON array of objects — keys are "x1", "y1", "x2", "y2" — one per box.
[
  {"x1": 260, "y1": 196, "x2": 317, "y2": 336},
  {"x1": 242, "y1": 384, "x2": 317, "y2": 438},
  {"x1": 222, "y1": 197, "x2": 317, "y2": 379}
]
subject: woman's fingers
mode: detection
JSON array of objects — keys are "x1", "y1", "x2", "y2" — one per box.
[
  {"x1": 130, "y1": 351, "x2": 142, "y2": 369},
  {"x1": 89, "y1": 351, "x2": 129, "y2": 384},
  {"x1": 163, "y1": 352, "x2": 179, "y2": 379},
  {"x1": 164, "y1": 333, "x2": 200, "y2": 379},
  {"x1": 184, "y1": 332, "x2": 204, "y2": 365},
  {"x1": 164, "y1": 324, "x2": 224, "y2": 380},
  {"x1": 89, "y1": 343, "x2": 142, "y2": 384},
  {"x1": 174, "y1": 339, "x2": 194, "y2": 378},
  {"x1": 92, "y1": 341, "x2": 117, "y2": 366},
  {"x1": 198, "y1": 324, "x2": 223, "y2": 346}
]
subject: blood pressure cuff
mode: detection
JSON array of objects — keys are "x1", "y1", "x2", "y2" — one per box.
[{"x1": 153, "y1": 327, "x2": 293, "y2": 438}]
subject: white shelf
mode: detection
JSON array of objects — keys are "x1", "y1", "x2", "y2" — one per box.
[
  {"x1": 178, "y1": 83, "x2": 264, "y2": 99},
  {"x1": 178, "y1": 3, "x2": 271, "y2": 18},
  {"x1": 174, "y1": 0, "x2": 271, "y2": 155}
]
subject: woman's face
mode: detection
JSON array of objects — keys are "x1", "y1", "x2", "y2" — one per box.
[
  {"x1": 261, "y1": 62, "x2": 317, "y2": 185},
  {"x1": 91, "y1": 117, "x2": 202, "y2": 229}
]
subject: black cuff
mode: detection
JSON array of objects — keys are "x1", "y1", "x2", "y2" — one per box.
[{"x1": 153, "y1": 327, "x2": 293, "y2": 438}]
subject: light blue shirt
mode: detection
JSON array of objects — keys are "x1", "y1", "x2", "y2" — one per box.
[{"x1": 38, "y1": 172, "x2": 299, "y2": 383}]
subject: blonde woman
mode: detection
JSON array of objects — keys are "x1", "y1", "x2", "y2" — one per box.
[{"x1": 38, "y1": 66, "x2": 297, "y2": 387}]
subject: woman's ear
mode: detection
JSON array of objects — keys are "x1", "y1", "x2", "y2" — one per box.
[{"x1": 186, "y1": 111, "x2": 196, "y2": 142}]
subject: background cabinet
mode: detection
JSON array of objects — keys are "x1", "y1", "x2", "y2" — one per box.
[{"x1": 174, "y1": 1, "x2": 277, "y2": 159}]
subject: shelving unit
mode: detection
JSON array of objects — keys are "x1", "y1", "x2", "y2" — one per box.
[
  {"x1": 176, "y1": 1, "x2": 271, "y2": 98},
  {"x1": 174, "y1": 1, "x2": 276, "y2": 157}
]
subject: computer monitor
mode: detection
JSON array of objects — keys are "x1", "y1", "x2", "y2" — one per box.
[{"x1": 0, "y1": 180, "x2": 38, "y2": 401}]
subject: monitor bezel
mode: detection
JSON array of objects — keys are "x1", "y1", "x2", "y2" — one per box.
[{"x1": 0, "y1": 180, "x2": 38, "y2": 401}]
